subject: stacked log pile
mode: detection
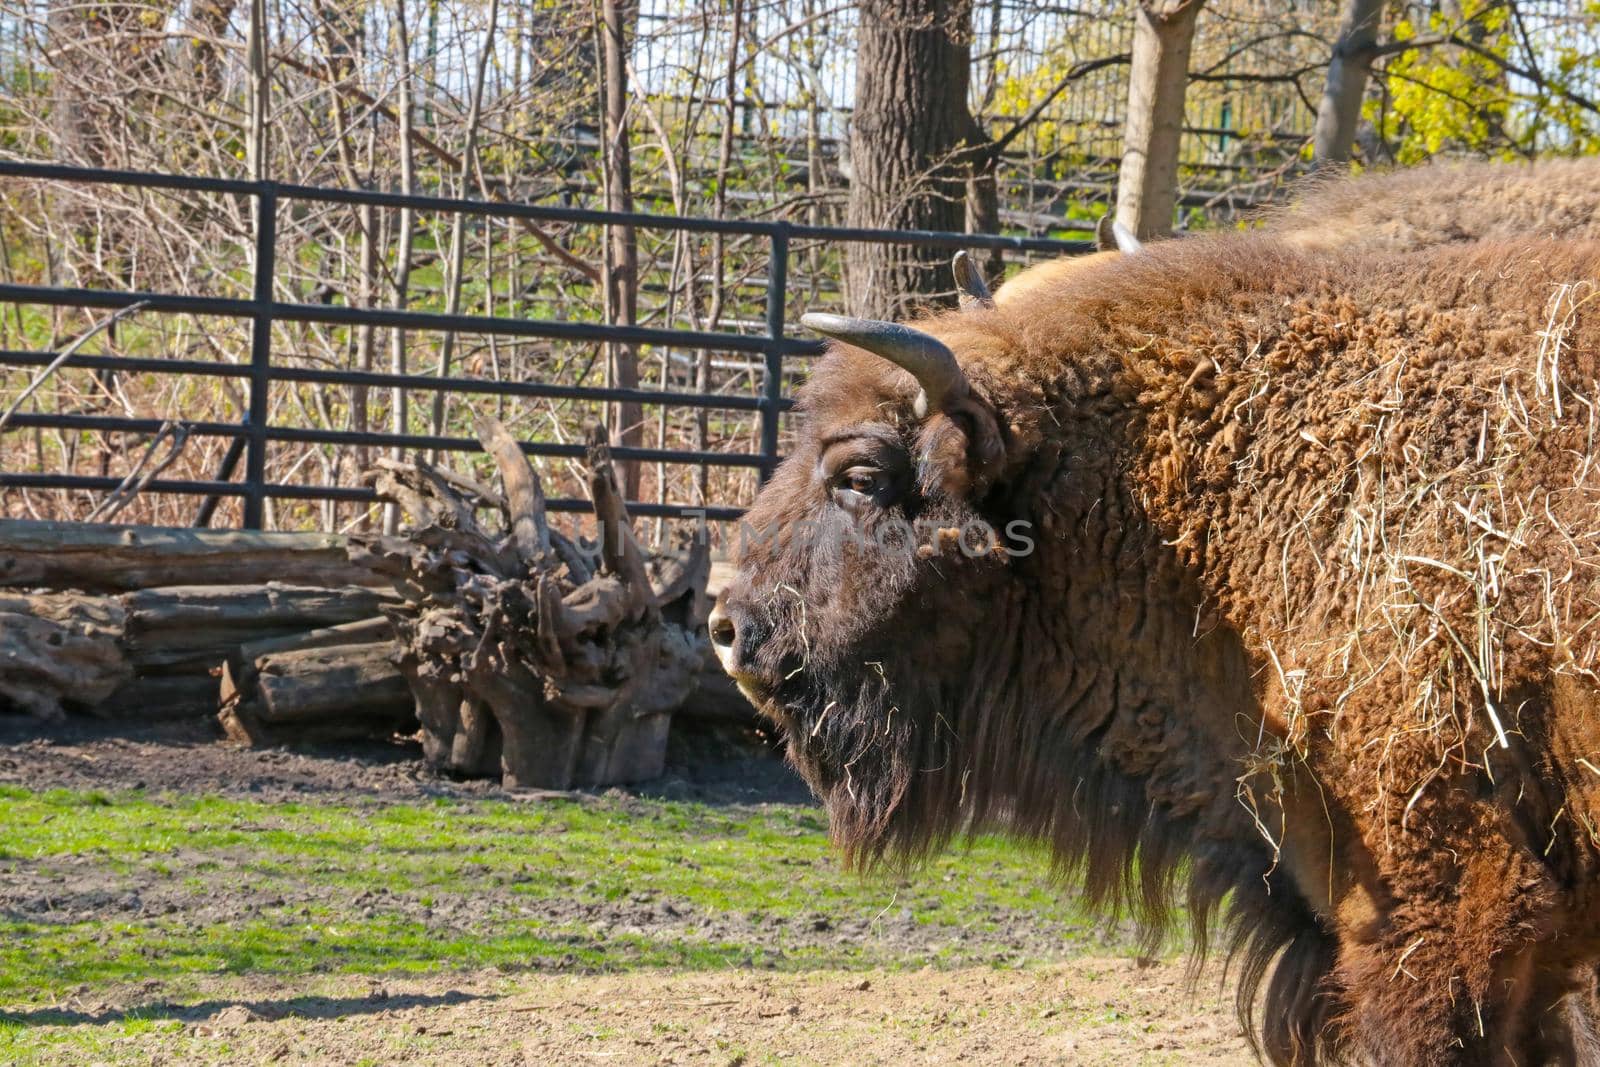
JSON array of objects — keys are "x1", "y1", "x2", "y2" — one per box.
[
  {"x1": 0, "y1": 522, "x2": 398, "y2": 724},
  {"x1": 349, "y1": 418, "x2": 709, "y2": 788},
  {"x1": 0, "y1": 419, "x2": 747, "y2": 786},
  {"x1": 0, "y1": 518, "x2": 398, "y2": 726}
]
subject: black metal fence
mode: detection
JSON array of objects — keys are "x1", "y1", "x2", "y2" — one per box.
[{"x1": 0, "y1": 162, "x2": 1088, "y2": 528}]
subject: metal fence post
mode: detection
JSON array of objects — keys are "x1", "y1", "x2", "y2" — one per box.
[
  {"x1": 759, "y1": 221, "x2": 789, "y2": 482},
  {"x1": 242, "y1": 182, "x2": 277, "y2": 529}
]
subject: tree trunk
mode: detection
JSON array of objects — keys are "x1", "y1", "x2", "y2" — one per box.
[
  {"x1": 845, "y1": 0, "x2": 977, "y2": 320},
  {"x1": 1312, "y1": 0, "x2": 1385, "y2": 166},
  {"x1": 386, "y1": 0, "x2": 418, "y2": 535},
  {"x1": 1114, "y1": 0, "x2": 1203, "y2": 240},
  {"x1": 965, "y1": 155, "x2": 1002, "y2": 282},
  {"x1": 600, "y1": 0, "x2": 642, "y2": 499},
  {"x1": 246, "y1": 0, "x2": 270, "y2": 182}
]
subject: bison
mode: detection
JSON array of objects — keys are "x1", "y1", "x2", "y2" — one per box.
[{"x1": 711, "y1": 227, "x2": 1600, "y2": 1064}]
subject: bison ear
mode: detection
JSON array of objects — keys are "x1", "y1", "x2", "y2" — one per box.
[{"x1": 917, "y1": 395, "x2": 1005, "y2": 500}]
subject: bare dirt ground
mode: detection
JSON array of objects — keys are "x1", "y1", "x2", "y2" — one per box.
[
  {"x1": 19, "y1": 960, "x2": 1252, "y2": 1066},
  {"x1": 0, "y1": 716, "x2": 816, "y2": 806},
  {"x1": 0, "y1": 718, "x2": 1255, "y2": 1065}
]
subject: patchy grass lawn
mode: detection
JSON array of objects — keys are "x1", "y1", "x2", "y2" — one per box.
[
  {"x1": 0, "y1": 780, "x2": 1185, "y2": 1063},
  {"x1": 0, "y1": 758, "x2": 1248, "y2": 1062}
]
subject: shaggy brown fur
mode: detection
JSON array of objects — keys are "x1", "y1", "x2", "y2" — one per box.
[
  {"x1": 717, "y1": 231, "x2": 1600, "y2": 1065},
  {"x1": 1261, "y1": 156, "x2": 1600, "y2": 253}
]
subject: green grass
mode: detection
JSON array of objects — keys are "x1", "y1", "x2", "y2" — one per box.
[{"x1": 0, "y1": 783, "x2": 1117, "y2": 1015}]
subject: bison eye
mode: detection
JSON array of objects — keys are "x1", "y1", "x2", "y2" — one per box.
[{"x1": 833, "y1": 466, "x2": 890, "y2": 509}]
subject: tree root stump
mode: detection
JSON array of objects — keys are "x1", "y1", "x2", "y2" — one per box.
[{"x1": 351, "y1": 417, "x2": 709, "y2": 789}]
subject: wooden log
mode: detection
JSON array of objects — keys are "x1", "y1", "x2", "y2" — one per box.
[
  {"x1": 234, "y1": 616, "x2": 392, "y2": 670},
  {"x1": 0, "y1": 592, "x2": 130, "y2": 719},
  {"x1": 118, "y1": 586, "x2": 398, "y2": 673},
  {"x1": 247, "y1": 643, "x2": 414, "y2": 724},
  {"x1": 124, "y1": 626, "x2": 313, "y2": 672},
  {"x1": 0, "y1": 520, "x2": 380, "y2": 592},
  {"x1": 123, "y1": 584, "x2": 396, "y2": 631}
]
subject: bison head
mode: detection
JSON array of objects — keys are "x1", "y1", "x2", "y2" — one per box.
[{"x1": 709, "y1": 307, "x2": 1091, "y2": 864}]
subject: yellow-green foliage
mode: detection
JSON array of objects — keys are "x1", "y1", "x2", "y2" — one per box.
[{"x1": 1371, "y1": 0, "x2": 1600, "y2": 162}]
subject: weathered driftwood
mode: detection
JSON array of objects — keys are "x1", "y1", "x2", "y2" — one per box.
[
  {"x1": 353, "y1": 417, "x2": 708, "y2": 789},
  {"x1": 0, "y1": 521, "x2": 379, "y2": 592},
  {"x1": 0, "y1": 592, "x2": 130, "y2": 719}
]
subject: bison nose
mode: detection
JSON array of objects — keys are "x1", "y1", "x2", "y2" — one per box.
[{"x1": 709, "y1": 593, "x2": 769, "y2": 683}]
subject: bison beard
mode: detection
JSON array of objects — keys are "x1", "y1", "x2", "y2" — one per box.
[
  {"x1": 719, "y1": 227, "x2": 1600, "y2": 1065},
  {"x1": 741, "y1": 494, "x2": 972, "y2": 856}
]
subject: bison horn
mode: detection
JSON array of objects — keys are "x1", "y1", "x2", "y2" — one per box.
[
  {"x1": 799, "y1": 312, "x2": 967, "y2": 418},
  {"x1": 951, "y1": 251, "x2": 995, "y2": 311},
  {"x1": 1095, "y1": 215, "x2": 1144, "y2": 254}
]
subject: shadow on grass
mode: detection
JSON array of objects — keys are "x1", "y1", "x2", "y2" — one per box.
[{"x1": 0, "y1": 988, "x2": 493, "y2": 1029}]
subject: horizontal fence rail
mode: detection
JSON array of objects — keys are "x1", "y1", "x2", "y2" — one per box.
[{"x1": 0, "y1": 161, "x2": 1088, "y2": 529}]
